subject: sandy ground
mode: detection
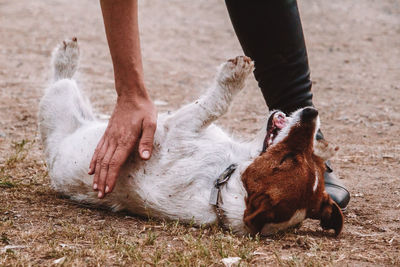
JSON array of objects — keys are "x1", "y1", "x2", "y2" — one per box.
[{"x1": 1, "y1": 0, "x2": 399, "y2": 265}]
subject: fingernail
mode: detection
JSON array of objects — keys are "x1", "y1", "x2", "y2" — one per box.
[
  {"x1": 142, "y1": 150, "x2": 150, "y2": 159},
  {"x1": 88, "y1": 168, "x2": 92, "y2": 174},
  {"x1": 105, "y1": 186, "x2": 110, "y2": 193},
  {"x1": 93, "y1": 183, "x2": 97, "y2": 190},
  {"x1": 98, "y1": 191, "x2": 103, "y2": 198}
]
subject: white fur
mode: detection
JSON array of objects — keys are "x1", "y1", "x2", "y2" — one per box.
[
  {"x1": 39, "y1": 40, "x2": 319, "y2": 235},
  {"x1": 313, "y1": 170, "x2": 319, "y2": 193},
  {"x1": 51, "y1": 39, "x2": 79, "y2": 81},
  {"x1": 39, "y1": 42, "x2": 259, "y2": 235}
]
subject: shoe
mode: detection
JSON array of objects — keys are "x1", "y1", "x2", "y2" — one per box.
[
  {"x1": 324, "y1": 160, "x2": 350, "y2": 211},
  {"x1": 316, "y1": 130, "x2": 350, "y2": 211}
]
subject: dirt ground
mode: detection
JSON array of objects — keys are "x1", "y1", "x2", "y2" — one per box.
[{"x1": 1, "y1": 0, "x2": 399, "y2": 266}]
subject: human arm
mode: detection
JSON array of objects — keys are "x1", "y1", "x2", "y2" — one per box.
[{"x1": 88, "y1": 0, "x2": 157, "y2": 198}]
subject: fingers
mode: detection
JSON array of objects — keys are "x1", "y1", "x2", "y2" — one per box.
[
  {"x1": 88, "y1": 136, "x2": 105, "y2": 175},
  {"x1": 96, "y1": 141, "x2": 117, "y2": 198},
  {"x1": 139, "y1": 119, "x2": 156, "y2": 160},
  {"x1": 88, "y1": 104, "x2": 157, "y2": 199},
  {"x1": 105, "y1": 145, "x2": 132, "y2": 193},
  {"x1": 90, "y1": 134, "x2": 137, "y2": 198},
  {"x1": 92, "y1": 139, "x2": 109, "y2": 193}
]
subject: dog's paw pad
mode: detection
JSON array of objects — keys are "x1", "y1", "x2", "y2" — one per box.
[
  {"x1": 218, "y1": 56, "x2": 254, "y2": 85},
  {"x1": 227, "y1": 56, "x2": 253, "y2": 72},
  {"x1": 228, "y1": 55, "x2": 252, "y2": 66},
  {"x1": 52, "y1": 37, "x2": 80, "y2": 79},
  {"x1": 59, "y1": 37, "x2": 78, "y2": 51}
]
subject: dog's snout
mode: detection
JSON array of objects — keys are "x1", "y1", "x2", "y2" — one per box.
[{"x1": 301, "y1": 107, "x2": 318, "y2": 121}]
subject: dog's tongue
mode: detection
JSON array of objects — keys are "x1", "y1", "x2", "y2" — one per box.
[
  {"x1": 262, "y1": 112, "x2": 288, "y2": 153},
  {"x1": 273, "y1": 112, "x2": 287, "y2": 130}
]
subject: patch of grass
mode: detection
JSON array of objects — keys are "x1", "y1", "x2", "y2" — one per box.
[
  {"x1": 0, "y1": 138, "x2": 52, "y2": 217},
  {"x1": 144, "y1": 229, "x2": 158, "y2": 246},
  {"x1": 1, "y1": 232, "x2": 10, "y2": 244},
  {"x1": 119, "y1": 243, "x2": 143, "y2": 262},
  {"x1": 42, "y1": 249, "x2": 64, "y2": 260},
  {"x1": 4, "y1": 139, "x2": 30, "y2": 168},
  {"x1": 151, "y1": 246, "x2": 164, "y2": 265},
  {"x1": 0, "y1": 180, "x2": 15, "y2": 188}
]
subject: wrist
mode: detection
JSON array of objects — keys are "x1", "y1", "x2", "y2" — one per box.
[
  {"x1": 115, "y1": 81, "x2": 149, "y2": 100},
  {"x1": 114, "y1": 62, "x2": 146, "y2": 97},
  {"x1": 116, "y1": 88, "x2": 152, "y2": 106}
]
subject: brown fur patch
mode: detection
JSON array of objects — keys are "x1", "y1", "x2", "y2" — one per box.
[{"x1": 242, "y1": 115, "x2": 343, "y2": 235}]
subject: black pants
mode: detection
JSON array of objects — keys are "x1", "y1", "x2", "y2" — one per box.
[{"x1": 225, "y1": 0, "x2": 313, "y2": 115}]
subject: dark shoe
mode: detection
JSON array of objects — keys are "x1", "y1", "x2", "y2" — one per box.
[
  {"x1": 324, "y1": 160, "x2": 350, "y2": 211},
  {"x1": 316, "y1": 130, "x2": 350, "y2": 211}
]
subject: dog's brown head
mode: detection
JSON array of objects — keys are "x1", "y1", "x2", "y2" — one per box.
[{"x1": 242, "y1": 107, "x2": 343, "y2": 236}]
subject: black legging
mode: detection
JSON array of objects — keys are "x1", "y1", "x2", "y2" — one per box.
[{"x1": 225, "y1": 0, "x2": 313, "y2": 115}]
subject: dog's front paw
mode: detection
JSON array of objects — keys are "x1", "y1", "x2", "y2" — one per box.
[
  {"x1": 52, "y1": 37, "x2": 80, "y2": 79},
  {"x1": 217, "y1": 56, "x2": 254, "y2": 89}
]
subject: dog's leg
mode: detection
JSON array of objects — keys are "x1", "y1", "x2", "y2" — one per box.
[
  {"x1": 51, "y1": 37, "x2": 80, "y2": 81},
  {"x1": 39, "y1": 38, "x2": 94, "y2": 159},
  {"x1": 166, "y1": 56, "x2": 254, "y2": 131}
]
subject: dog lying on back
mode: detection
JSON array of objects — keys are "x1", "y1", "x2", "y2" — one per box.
[{"x1": 39, "y1": 38, "x2": 343, "y2": 236}]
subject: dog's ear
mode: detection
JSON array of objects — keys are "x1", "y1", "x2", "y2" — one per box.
[
  {"x1": 314, "y1": 139, "x2": 339, "y2": 161},
  {"x1": 319, "y1": 192, "x2": 343, "y2": 236}
]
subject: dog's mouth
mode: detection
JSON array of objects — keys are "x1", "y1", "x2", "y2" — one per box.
[{"x1": 262, "y1": 111, "x2": 288, "y2": 152}]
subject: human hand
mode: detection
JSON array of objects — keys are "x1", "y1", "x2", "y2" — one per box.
[{"x1": 88, "y1": 95, "x2": 157, "y2": 198}]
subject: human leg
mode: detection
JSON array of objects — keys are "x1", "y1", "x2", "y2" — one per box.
[
  {"x1": 225, "y1": 0, "x2": 312, "y2": 115},
  {"x1": 225, "y1": 0, "x2": 350, "y2": 209}
]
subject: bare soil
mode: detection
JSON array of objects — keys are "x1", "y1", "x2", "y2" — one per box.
[{"x1": 1, "y1": 0, "x2": 399, "y2": 266}]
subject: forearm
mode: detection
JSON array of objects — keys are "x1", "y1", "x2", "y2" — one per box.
[
  {"x1": 91, "y1": 0, "x2": 156, "y2": 198},
  {"x1": 100, "y1": 0, "x2": 148, "y2": 100}
]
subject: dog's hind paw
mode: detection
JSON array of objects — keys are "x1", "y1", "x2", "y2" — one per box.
[
  {"x1": 52, "y1": 37, "x2": 80, "y2": 80},
  {"x1": 217, "y1": 56, "x2": 254, "y2": 91}
]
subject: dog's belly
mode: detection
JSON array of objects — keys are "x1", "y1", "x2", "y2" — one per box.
[
  {"x1": 49, "y1": 122, "x2": 107, "y2": 195},
  {"x1": 120, "y1": 122, "x2": 242, "y2": 223},
  {"x1": 49, "y1": 115, "x2": 246, "y2": 224}
]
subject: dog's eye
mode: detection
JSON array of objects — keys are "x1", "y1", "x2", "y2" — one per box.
[{"x1": 280, "y1": 152, "x2": 296, "y2": 165}]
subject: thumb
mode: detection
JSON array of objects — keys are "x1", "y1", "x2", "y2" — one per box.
[{"x1": 138, "y1": 119, "x2": 156, "y2": 160}]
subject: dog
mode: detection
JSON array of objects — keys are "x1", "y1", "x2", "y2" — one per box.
[{"x1": 38, "y1": 38, "x2": 343, "y2": 236}]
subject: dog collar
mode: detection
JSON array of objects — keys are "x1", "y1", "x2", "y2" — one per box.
[{"x1": 209, "y1": 164, "x2": 237, "y2": 228}]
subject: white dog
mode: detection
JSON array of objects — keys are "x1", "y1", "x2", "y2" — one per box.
[{"x1": 39, "y1": 38, "x2": 343, "y2": 236}]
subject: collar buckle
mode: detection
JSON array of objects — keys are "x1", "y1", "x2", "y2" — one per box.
[
  {"x1": 209, "y1": 163, "x2": 237, "y2": 206},
  {"x1": 209, "y1": 163, "x2": 238, "y2": 229},
  {"x1": 214, "y1": 163, "x2": 238, "y2": 187}
]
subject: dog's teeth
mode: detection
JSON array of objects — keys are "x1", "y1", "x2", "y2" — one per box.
[{"x1": 267, "y1": 134, "x2": 274, "y2": 145}]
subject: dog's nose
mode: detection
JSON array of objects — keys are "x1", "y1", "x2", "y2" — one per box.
[{"x1": 301, "y1": 107, "x2": 318, "y2": 121}]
